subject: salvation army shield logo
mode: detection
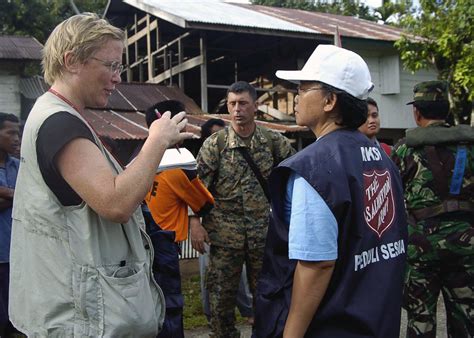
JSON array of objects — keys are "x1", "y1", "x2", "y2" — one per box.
[{"x1": 363, "y1": 170, "x2": 395, "y2": 238}]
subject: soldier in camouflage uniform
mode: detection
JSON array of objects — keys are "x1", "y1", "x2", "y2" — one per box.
[
  {"x1": 195, "y1": 81, "x2": 295, "y2": 338},
  {"x1": 392, "y1": 81, "x2": 474, "y2": 338}
]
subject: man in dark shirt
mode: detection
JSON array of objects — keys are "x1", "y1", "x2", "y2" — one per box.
[{"x1": 0, "y1": 113, "x2": 20, "y2": 337}]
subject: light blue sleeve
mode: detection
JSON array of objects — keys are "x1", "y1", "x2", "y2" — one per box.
[{"x1": 284, "y1": 172, "x2": 338, "y2": 261}]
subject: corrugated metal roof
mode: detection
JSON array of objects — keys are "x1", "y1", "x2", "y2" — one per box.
[
  {"x1": 121, "y1": 0, "x2": 404, "y2": 42},
  {"x1": 0, "y1": 35, "x2": 43, "y2": 60},
  {"x1": 17, "y1": 78, "x2": 205, "y2": 116},
  {"x1": 82, "y1": 110, "x2": 307, "y2": 141},
  {"x1": 240, "y1": 4, "x2": 404, "y2": 41},
  {"x1": 75, "y1": 82, "x2": 206, "y2": 140},
  {"x1": 104, "y1": 82, "x2": 204, "y2": 114},
  {"x1": 128, "y1": 0, "x2": 317, "y2": 34},
  {"x1": 20, "y1": 78, "x2": 305, "y2": 140},
  {"x1": 19, "y1": 76, "x2": 50, "y2": 99},
  {"x1": 83, "y1": 109, "x2": 149, "y2": 140}
]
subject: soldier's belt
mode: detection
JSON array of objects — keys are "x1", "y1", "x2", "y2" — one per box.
[{"x1": 410, "y1": 200, "x2": 474, "y2": 221}]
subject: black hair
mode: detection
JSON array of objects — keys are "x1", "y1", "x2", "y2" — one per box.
[
  {"x1": 201, "y1": 118, "x2": 226, "y2": 139},
  {"x1": 145, "y1": 100, "x2": 185, "y2": 128},
  {"x1": 227, "y1": 81, "x2": 257, "y2": 102},
  {"x1": 366, "y1": 97, "x2": 378, "y2": 109},
  {"x1": 0, "y1": 113, "x2": 19, "y2": 129},
  {"x1": 413, "y1": 101, "x2": 450, "y2": 120},
  {"x1": 317, "y1": 83, "x2": 368, "y2": 129}
]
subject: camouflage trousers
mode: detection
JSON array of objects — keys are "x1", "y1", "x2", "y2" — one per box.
[
  {"x1": 207, "y1": 244, "x2": 264, "y2": 338},
  {"x1": 403, "y1": 217, "x2": 474, "y2": 338}
]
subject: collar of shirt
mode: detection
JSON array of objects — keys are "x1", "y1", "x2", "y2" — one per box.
[{"x1": 227, "y1": 125, "x2": 269, "y2": 150}]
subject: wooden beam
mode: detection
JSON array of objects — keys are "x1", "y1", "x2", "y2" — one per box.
[
  {"x1": 207, "y1": 84, "x2": 295, "y2": 93},
  {"x1": 258, "y1": 105, "x2": 295, "y2": 122},
  {"x1": 200, "y1": 34, "x2": 208, "y2": 112},
  {"x1": 148, "y1": 55, "x2": 203, "y2": 84},
  {"x1": 153, "y1": 32, "x2": 191, "y2": 55},
  {"x1": 134, "y1": 14, "x2": 138, "y2": 65},
  {"x1": 127, "y1": 20, "x2": 158, "y2": 45},
  {"x1": 129, "y1": 15, "x2": 149, "y2": 31},
  {"x1": 146, "y1": 14, "x2": 153, "y2": 80},
  {"x1": 124, "y1": 29, "x2": 132, "y2": 82},
  {"x1": 178, "y1": 39, "x2": 184, "y2": 88}
]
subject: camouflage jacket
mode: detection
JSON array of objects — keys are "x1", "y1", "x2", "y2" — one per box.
[
  {"x1": 197, "y1": 125, "x2": 296, "y2": 249},
  {"x1": 392, "y1": 122, "x2": 474, "y2": 213}
]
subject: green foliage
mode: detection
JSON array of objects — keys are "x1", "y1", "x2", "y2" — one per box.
[
  {"x1": 373, "y1": 0, "x2": 413, "y2": 25},
  {"x1": 396, "y1": 0, "x2": 474, "y2": 124},
  {"x1": 0, "y1": 0, "x2": 108, "y2": 44}
]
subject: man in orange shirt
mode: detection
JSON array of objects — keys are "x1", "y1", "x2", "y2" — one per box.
[
  {"x1": 143, "y1": 100, "x2": 214, "y2": 338},
  {"x1": 145, "y1": 167, "x2": 213, "y2": 242}
]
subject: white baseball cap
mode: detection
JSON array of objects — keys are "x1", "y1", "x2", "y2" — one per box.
[{"x1": 276, "y1": 44, "x2": 374, "y2": 100}]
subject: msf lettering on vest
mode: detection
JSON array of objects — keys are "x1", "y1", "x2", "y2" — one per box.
[{"x1": 356, "y1": 146, "x2": 405, "y2": 272}]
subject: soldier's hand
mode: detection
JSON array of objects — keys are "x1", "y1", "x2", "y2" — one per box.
[{"x1": 190, "y1": 216, "x2": 209, "y2": 254}]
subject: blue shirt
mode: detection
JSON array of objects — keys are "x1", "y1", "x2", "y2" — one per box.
[
  {"x1": 0, "y1": 154, "x2": 20, "y2": 263},
  {"x1": 284, "y1": 171, "x2": 338, "y2": 261}
]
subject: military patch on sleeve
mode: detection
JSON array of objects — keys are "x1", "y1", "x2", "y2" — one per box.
[{"x1": 363, "y1": 170, "x2": 395, "y2": 238}]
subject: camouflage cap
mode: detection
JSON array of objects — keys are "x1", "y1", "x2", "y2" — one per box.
[{"x1": 406, "y1": 80, "x2": 448, "y2": 105}]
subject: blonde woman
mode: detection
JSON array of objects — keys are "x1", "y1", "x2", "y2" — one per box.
[{"x1": 9, "y1": 13, "x2": 193, "y2": 336}]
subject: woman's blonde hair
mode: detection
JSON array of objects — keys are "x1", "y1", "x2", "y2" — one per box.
[{"x1": 42, "y1": 13, "x2": 125, "y2": 85}]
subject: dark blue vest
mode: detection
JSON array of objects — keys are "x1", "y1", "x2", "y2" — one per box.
[{"x1": 255, "y1": 129, "x2": 407, "y2": 338}]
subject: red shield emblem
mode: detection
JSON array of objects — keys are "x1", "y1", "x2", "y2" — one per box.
[{"x1": 363, "y1": 170, "x2": 395, "y2": 238}]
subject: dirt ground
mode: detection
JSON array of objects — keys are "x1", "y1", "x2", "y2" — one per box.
[{"x1": 181, "y1": 259, "x2": 448, "y2": 338}]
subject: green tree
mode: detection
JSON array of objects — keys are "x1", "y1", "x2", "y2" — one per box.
[
  {"x1": 395, "y1": 0, "x2": 473, "y2": 124},
  {"x1": 373, "y1": 0, "x2": 413, "y2": 24},
  {"x1": 0, "y1": 0, "x2": 107, "y2": 44}
]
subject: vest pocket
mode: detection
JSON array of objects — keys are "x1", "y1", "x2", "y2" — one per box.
[{"x1": 77, "y1": 263, "x2": 160, "y2": 337}]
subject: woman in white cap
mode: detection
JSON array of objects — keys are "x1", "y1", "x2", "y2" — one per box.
[{"x1": 254, "y1": 45, "x2": 407, "y2": 338}]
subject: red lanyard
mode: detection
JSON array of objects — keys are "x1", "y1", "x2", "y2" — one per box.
[
  {"x1": 47, "y1": 88, "x2": 124, "y2": 168},
  {"x1": 48, "y1": 88, "x2": 82, "y2": 114}
]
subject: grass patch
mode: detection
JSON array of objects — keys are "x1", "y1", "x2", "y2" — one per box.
[
  {"x1": 182, "y1": 274, "x2": 247, "y2": 330},
  {"x1": 182, "y1": 274, "x2": 208, "y2": 329}
]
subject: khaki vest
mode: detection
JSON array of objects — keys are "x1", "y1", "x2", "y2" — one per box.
[{"x1": 9, "y1": 92, "x2": 165, "y2": 337}]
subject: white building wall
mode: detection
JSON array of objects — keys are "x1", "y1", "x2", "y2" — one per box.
[
  {"x1": 346, "y1": 41, "x2": 437, "y2": 130},
  {"x1": 0, "y1": 68, "x2": 21, "y2": 117}
]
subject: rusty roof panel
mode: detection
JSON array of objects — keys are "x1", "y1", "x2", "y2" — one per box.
[
  {"x1": 19, "y1": 76, "x2": 50, "y2": 99},
  {"x1": 0, "y1": 36, "x2": 43, "y2": 60},
  {"x1": 118, "y1": 1, "x2": 404, "y2": 42},
  {"x1": 84, "y1": 109, "x2": 203, "y2": 140},
  {"x1": 83, "y1": 109, "x2": 149, "y2": 140},
  {"x1": 83, "y1": 110, "x2": 307, "y2": 141},
  {"x1": 13, "y1": 78, "x2": 203, "y2": 117},
  {"x1": 103, "y1": 82, "x2": 204, "y2": 114},
  {"x1": 239, "y1": 4, "x2": 404, "y2": 42}
]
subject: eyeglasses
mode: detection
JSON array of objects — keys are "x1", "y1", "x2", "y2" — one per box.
[
  {"x1": 297, "y1": 86, "x2": 325, "y2": 95},
  {"x1": 90, "y1": 57, "x2": 124, "y2": 74}
]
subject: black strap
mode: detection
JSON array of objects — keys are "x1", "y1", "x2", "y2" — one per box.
[
  {"x1": 236, "y1": 147, "x2": 271, "y2": 202},
  {"x1": 424, "y1": 146, "x2": 449, "y2": 198}
]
